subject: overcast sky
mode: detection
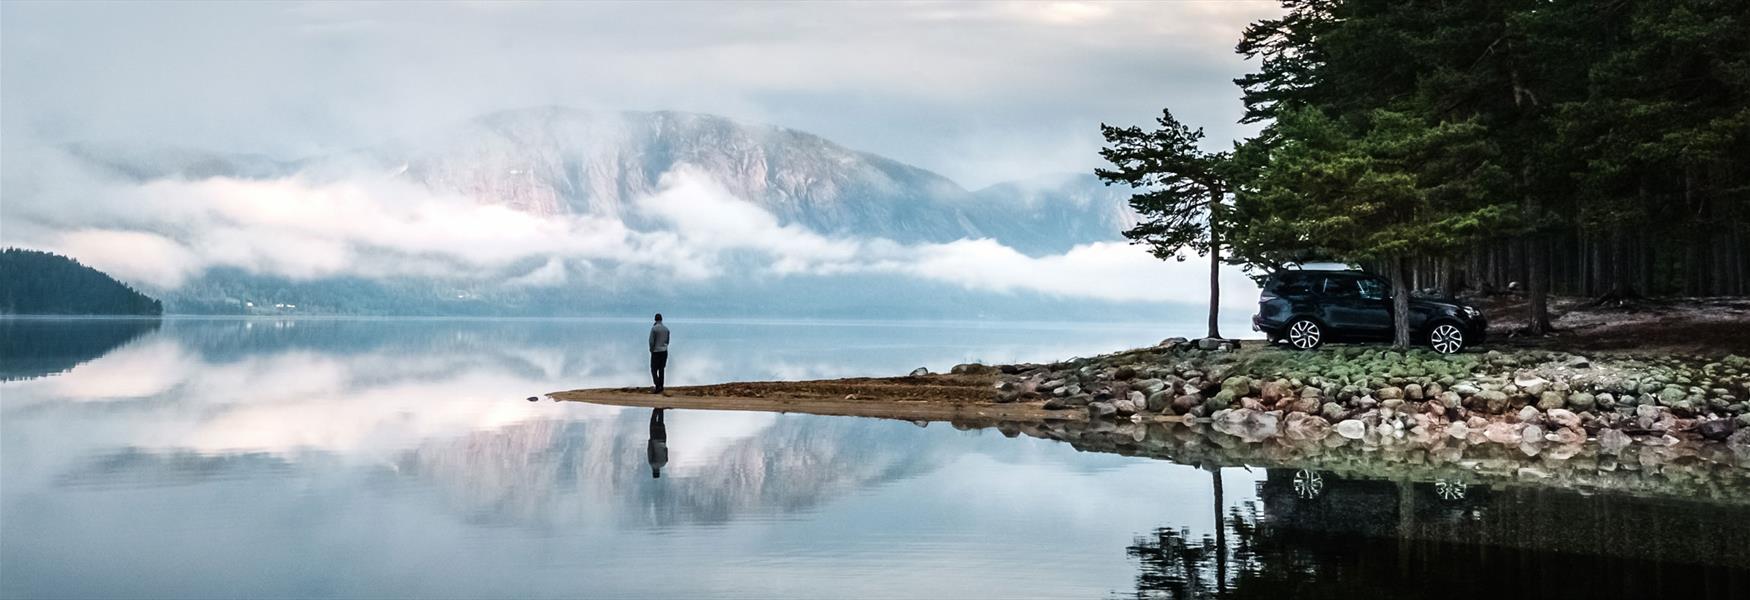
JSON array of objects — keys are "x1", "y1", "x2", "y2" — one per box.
[{"x1": 2, "y1": 1, "x2": 1280, "y2": 188}]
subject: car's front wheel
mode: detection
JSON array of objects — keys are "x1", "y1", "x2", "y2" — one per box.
[
  {"x1": 1286, "y1": 319, "x2": 1323, "y2": 350},
  {"x1": 1429, "y1": 322, "x2": 1466, "y2": 354}
]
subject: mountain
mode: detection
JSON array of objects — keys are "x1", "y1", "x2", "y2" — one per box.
[
  {"x1": 0, "y1": 248, "x2": 164, "y2": 316},
  {"x1": 51, "y1": 108, "x2": 1149, "y2": 316},
  {"x1": 70, "y1": 108, "x2": 1134, "y2": 253},
  {"x1": 356, "y1": 108, "x2": 1138, "y2": 253}
]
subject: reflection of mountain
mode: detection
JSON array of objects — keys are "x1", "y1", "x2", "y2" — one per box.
[
  {"x1": 1127, "y1": 470, "x2": 1750, "y2": 599},
  {"x1": 394, "y1": 411, "x2": 952, "y2": 528},
  {"x1": 55, "y1": 448, "x2": 294, "y2": 489},
  {"x1": 0, "y1": 318, "x2": 160, "y2": 381}
]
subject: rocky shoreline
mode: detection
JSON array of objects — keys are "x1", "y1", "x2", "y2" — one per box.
[{"x1": 977, "y1": 338, "x2": 1750, "y2": 454}]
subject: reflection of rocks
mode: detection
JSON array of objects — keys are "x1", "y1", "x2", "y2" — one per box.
[
  {"x1": 952, "y1": 411, "x2": 1750, "y2": 504},
  {"x1": 393, "y1": 412, "x2": 953, "y2": 527},
  {"x1": 1, "y1": 318, "x2": 160, "y2": 381}
]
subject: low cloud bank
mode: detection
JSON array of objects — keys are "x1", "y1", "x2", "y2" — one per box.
[{"x1": 0, "y1": 150, "x2": 1259, "y2": 308}]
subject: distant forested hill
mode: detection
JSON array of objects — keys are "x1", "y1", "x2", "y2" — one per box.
[{"x1": 0, "y1": 248, "x2": 163, "y2": 315}]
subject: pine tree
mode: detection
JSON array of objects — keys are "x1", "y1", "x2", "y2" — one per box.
[{"x1": 1096, "y1": 110, "x2": 1236, "y2": 339}]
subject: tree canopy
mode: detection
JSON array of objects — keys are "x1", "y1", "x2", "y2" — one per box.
[{"x1": 0, "y1": 248, "x2": 163, "y2": 316}]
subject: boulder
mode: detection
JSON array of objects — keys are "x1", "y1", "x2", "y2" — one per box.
[
  {"x1": 1321, "y1": 402, "x2": 1347, "y2": 421},
  {"x1": 1114, "y1": 366, "x2": 1137, "y2": 381},
  {"x1": 1220, "y1": 376, "x2": 1254, "y2": 398},
  {"x1": 1127, "y1": 391, "x2": 1147, "y2": 411},
  {"x1": 1517, "y1": 405, "x2": 1543, "y2": 425},
  {"x1": 1403, "y1": 383, "x2": 1424, "y2": 401},
  {"x1": 1537, "y1": 391, "x2": 1566, "y2": 410},
  {"x1": 1515, "y1": 376, "x2": 1550, "y2": 397},
  {"x1": 909, "y1": 367, "x2": 931, "y2": 377},
  {"x1": 1376, "y1": 386, "x2": 1404, "y2": 401},
  {"x1": 1042, "y1": 397, "x2": 1070, "y2": 410},
  {"x1": 1546, "y1": 408, "x2": 1582, "y2": 430},
  {"x1": 951, "y1": 363, "x2": 995, "y2": 375},
  {"x1": 1437, "y1": 391, "x2": 1462, "y2": 408},
  {"x1": 1171, "y1": 394, "x2": 1202, "y2": 415},
  {"x1": 1567, "y1": 392, "x2": 1596, "y2": 411},
  {"x1": 1452, "y1": 383, "x2": 1482, "y2": 396},
  {"x1": 1146, "y1": 390, "x2": 1172, "y2": 412},
  {"x1": 1478, "y1": 390, "x2": 1511, "y2": 413},
  {"x1": 1288, "y1": 396, "x2": 1321, "y2": 414},
  {"x1": 1260, "y1": 380, "x2": 1291, "y2": 403},
  {"x1": 1135, "y1": 378, "x2": 1166, "y2": 395},
  {"x1": 1697, "y1": 419, "x2": 1736, "y2": 441},
  {"x1": 1658, "y1": 386, "x2": 1687, "y2": 406},
  {"x1": 1113, "y1": 398, "x2": 1137, "y2": 416},
  {"x1": 1087, "y1": 401, "x2": 1118, "y2": 419},
  {"x1": 1447, "y1": 421, "x2": 1470, "y2": 438},
  {"x1": 1335, "y1": 419, "x2": 1367, "y2": 439}
]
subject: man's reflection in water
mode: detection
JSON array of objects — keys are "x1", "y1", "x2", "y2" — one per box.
[{"x1": 647, "y1": 408, "x2": 668, "y2": 479}]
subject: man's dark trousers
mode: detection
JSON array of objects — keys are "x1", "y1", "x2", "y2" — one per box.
[{"x1": 651, "y1": 351, "x2": 668, "y2": 393}]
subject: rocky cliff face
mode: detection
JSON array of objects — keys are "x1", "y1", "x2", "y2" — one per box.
[{"x1": 351, "y1": 107, "x2": 1131, "y2": 251}]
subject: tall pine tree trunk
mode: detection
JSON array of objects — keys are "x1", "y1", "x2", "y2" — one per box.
[
  {"x1": 1392, "y1": 256, "x2": 1412, "y2": 348},
  {"x1": 1511, "y1": 51, "x2": 1553, "y2": 334},
  {"x1": 1206, "y1": 188, "x2": 1222, "y2": 339},
  {"x1": 1528, "y1": 236, "x2": 1552, "y2": 333}
]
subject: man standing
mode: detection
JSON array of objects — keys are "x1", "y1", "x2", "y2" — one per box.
[{"x1": 648, "y1": 313, "x2": 670, "y2": 394}]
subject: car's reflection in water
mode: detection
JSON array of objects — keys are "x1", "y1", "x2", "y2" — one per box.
[{"x1": 1128, "y1": 467, "x2": 1750, "y2": 599}]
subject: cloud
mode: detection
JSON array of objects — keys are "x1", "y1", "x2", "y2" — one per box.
[
  {"x1": 2, "y1": 152, "x2": 1257, "y2": 307},
  {"x1": 0, "y1": 1, "x2": 1280, "y2": 187}
]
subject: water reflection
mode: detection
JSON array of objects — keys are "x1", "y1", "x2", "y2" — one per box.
[
  {"x1": 649, "y1": 408, "x2": 668, "y2": 479},
  {"x1": 0, "y1": 318, "x2": 159, "y2": 381},
  {"x1": 4, "y1": 318, "x2": 1747, "y2": 598},
  {"x1": 1127, "y1": 471, "x2": 1750, "y2": 599}
]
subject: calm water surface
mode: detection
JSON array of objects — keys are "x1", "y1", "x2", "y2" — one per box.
[{"x1": 2, "y1": 318, "x2": 1745, "y2": 598}]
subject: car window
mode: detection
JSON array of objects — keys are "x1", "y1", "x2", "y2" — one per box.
[
  {"x1": 1270, "y1": 273, "x2": 1312, "y2": 295},
  {"x1": 1322, "y1": 276, "x2": 1360, "y2": 297},
  {"x1": 1358, "y1": 278, "x2": 1386, "y2": 300}
]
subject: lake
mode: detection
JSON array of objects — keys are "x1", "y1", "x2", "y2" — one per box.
[{"x1": 2, "y1": 318, "x2": 1746, "y2": 598}]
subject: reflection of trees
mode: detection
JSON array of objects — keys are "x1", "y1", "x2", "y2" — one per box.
[
  {"x1": 1125, "y1": 480, "x2": 1750, "y2": 600},
  {"x1": 0, "y1": 318, "x2": 160, "y2": 381}
]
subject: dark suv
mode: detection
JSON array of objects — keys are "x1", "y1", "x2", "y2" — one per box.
[{"x1": 1251, "y1": 269, "x2": 1486, "y2": 353}]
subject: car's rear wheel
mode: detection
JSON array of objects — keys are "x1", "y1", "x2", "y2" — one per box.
[
  {"x1": 1286, "y1": 319, "x2": 1323, "y2": 350},
  {"x1": 1429, "y1": 322, "x2": 1466, "y2": 354}
]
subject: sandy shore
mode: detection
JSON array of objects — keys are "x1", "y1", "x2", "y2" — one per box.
[{"x1": 551, "y1": 374, "x2": 1191, "y2": 423}]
